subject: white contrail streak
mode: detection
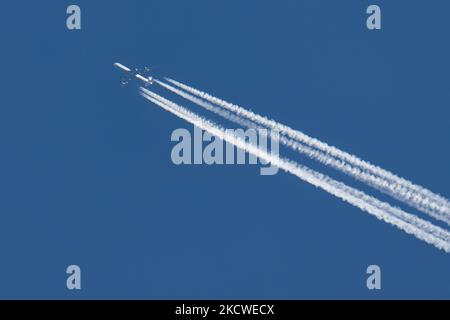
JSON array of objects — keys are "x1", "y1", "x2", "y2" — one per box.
[
  {"x1": 163, "y1": 78, "x2": 450, "y2": 223},
  {"x1": 139, "y1": 87, "x2": 450, "y2": 253},
  {"x1": 155, "y1": 80, "x2": 450, "y2": 225},
  {"x1": 143, "y1": 88, "x2": 450, "y2": 243},
  {"x1": 156, "y1": 79, "x2": 450, "y2": 225}
]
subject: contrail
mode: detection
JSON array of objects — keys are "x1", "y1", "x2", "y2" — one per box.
[
  {"x1": 143, "y1": 88, "x2": 450, "y2": 243},
  {"x1": 163, "y1": 78, "x2": 450, "y2": 223},
  {"x1": 139, "y1": 87, "x2": 450, "y2": 253},
  {"x1": 156, "y1": 79, "x2": 450, "y2": 225}
]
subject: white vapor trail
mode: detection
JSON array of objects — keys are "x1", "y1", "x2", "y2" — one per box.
[
  {"x1": 139, "y1": 87, "x2": 450, "y2": 253},
  {"x1": 155, "y1": 79, "x2": 450, "y2": 225},
  {"x1": 163, "y1": 78, "x2": 450, "y2": 224}
]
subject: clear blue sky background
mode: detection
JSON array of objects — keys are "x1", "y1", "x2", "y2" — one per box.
[{"x1": 1, "y1": 1, "x2": 449, "y2": 299}]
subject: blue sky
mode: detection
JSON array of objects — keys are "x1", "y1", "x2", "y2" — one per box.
[{"x1": 1, "y1": 1, "x2": 450, "y2": 299}]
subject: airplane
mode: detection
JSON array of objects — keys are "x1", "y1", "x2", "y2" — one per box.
[{"x1": 113, "y1": 62, "x2": 154, "y2": 86}]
